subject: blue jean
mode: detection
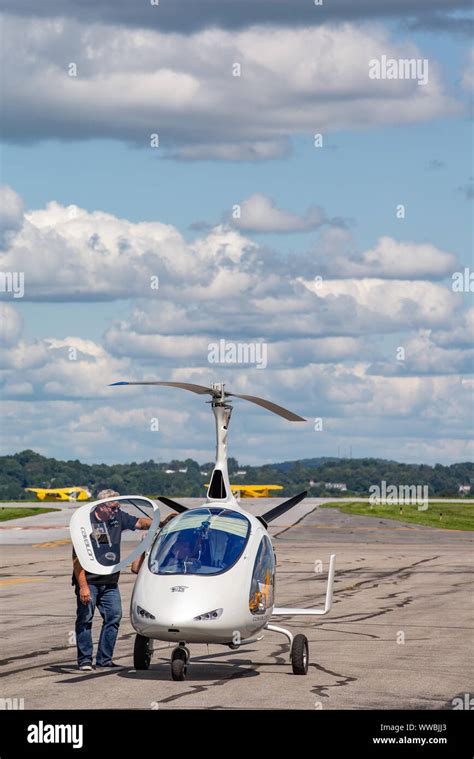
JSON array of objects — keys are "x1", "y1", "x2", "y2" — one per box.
[{"x1": 75, "y1": 583, "x2": 122, "y2": 666}]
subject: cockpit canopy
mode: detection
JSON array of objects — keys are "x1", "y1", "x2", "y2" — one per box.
[{"x1": 148, "y1": 507, "x2": 250, "y2": 576}]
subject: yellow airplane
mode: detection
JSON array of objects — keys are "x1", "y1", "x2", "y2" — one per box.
[
  {"x1": 205, "y1": 484, "x2": 283, "y2": 498},
  {"x1": 25, "y1": 487, "x2": 91, "y2": 502}
]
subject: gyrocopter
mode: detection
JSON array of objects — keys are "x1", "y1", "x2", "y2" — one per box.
[{"x1": 70, "y1": 381, "x2": 336, "y2": 681}]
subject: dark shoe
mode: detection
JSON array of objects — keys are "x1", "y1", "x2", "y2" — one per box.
[{"x1": 96, "y1": 662, "x2": 123, "y2": 669}]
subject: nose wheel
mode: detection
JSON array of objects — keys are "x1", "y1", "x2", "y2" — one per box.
[
  {"x1": 134, "y1": 634, "x2": 154, "y2": 670},
  {"x1": 171, "y1": 644, "x2": 190, "y2": 681}
]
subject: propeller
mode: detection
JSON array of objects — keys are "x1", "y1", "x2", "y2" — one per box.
[{"x1": 110, "y1": 381, "x2": 306, "y2": 422}]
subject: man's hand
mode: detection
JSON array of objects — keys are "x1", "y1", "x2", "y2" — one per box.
[
  {"x1": 136, "y1": 517, "x2": 152, "y2": 530},
  {"x1": 160, "y1": 513, "x2": 176, "y2": 528},
  {"x1": 79, "y1": 584, "x2": 91, "y2": 604},
  {"x1": 73, "y1": 554, "x2": 90, "y2": 602}
]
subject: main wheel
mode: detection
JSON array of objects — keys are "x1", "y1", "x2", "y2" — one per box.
[
  {"x1": 134, "y1": 634, "x2": 153, "y2": 670},
  {"x1": 291, "y1": 634, "x2": 309, "y2": 675},
  {"x1": 171, "y1": 648, "x2": 188, "y2": 681}
]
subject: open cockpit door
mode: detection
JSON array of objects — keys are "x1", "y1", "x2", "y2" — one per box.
[{"x1": 69, "y1": 495, "x2": 161, "y2": 575}]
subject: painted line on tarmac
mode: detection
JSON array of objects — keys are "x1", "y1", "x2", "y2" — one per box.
[
  {"x1": 274, "y1": 523, "x2": 471, "y2": 533},
  {"x1": 0, "y1": 578, "x2": 42, "y2": 586},
  {"x1": 32, "y1": 539, "x2": 71, "y2": 548},
  {"x1": 0, "y1": 525, "x2": 67, "y2": 530}
]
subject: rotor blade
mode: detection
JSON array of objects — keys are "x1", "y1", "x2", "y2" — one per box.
[
  {"x1": 110, "y1": 381, "x2": 214, "y2": 395},
  {"x1": 156, "y1": 496, "x2": 188, "y2": 514},
  {"x1": 227, "y1": 393, "x2": 306, "y2": 422},
  {"x1": 260, "y1": 491, "x2": 307, "y2": 524}
]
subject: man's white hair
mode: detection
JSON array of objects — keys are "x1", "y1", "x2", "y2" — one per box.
[{"x1": 96, "y1": 489, "x2": 120, "y2": 500}]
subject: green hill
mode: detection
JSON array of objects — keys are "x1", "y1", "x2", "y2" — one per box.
[{"x1": 0, "y1": 450, "x2": 472, "y2": 500}]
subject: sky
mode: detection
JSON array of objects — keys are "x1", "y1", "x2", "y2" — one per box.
[{"x1": 0, "y1": 0, "x2": 473, "y2": 466}]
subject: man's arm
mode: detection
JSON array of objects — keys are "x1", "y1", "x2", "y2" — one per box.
[
  {"x1": 135, "y1": 513, "x2": 175, "y2": 530},
  {"x1": 161, "y1": 513, "x2": 175, "y2": 526},
  {"x1": 131, "y1": 553, "x2": 145, "y2": 575},
  {"x1": 73, "y1": 554, "x2": 92, "y2": 605},
  {"x1": 129, "y1": 514, "x2": 175, "y2": 574}
]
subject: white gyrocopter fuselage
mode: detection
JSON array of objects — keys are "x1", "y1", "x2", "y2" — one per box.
[{"x1": 70, "y1": 382, "x2": 336, "y2": 680}]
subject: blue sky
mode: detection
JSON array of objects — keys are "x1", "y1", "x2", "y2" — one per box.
[{"x1": 0, "y1": 1, "x2": 473, "y2": 466}]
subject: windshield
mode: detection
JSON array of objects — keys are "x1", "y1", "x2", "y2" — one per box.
[{"x1": 148, "y1": 507, "x2": 250, "y2": 575}]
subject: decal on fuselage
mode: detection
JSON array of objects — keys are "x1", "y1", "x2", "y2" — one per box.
[{"x1": 80, "y1": 526, "x2": 94, "y2": 560}]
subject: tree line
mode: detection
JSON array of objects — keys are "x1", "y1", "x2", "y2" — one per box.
[{"x1": 0, "y1": 450, "x2": 472, "y2": 500}]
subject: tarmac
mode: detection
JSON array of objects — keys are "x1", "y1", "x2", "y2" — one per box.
[{"x1": 0, "y1": 498, "x2": 472, "y2": 709}]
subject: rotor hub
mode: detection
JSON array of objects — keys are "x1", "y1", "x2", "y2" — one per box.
[{"x1": 211, "y1": 382, "x2": 227, "y2": 404}]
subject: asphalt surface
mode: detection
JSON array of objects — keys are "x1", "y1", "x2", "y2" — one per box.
[{"x1": 0, "y1": 499, "x2": 473, "y2": 710}]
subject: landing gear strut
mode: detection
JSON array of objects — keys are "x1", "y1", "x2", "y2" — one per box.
[{"x1": 265, "y1": 624, "x2": 309, "y2": 675}]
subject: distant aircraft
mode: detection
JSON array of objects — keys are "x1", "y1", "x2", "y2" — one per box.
[
  {"x1": 25, "y1": 487, "x2": 91, "y2": 502},
  {"x1": 205, "y1": 483, "x2": 284, "y2": 498}
]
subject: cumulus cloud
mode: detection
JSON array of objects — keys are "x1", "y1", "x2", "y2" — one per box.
[
  {"x1": 1, "y1": 305, "x2": 472, "y2": 463},
  {"x1": 367, "y1": 330, "x2": 474, "y2": 376},
  {"x1": 230, "y1": 194, "x2": 329, "y2": 233},
  {"x1": 274, "y1": 227, "x2": 459, "y2": 283},
  {"x1": 431, "y1": 308, "x2": 474, "y2": 348},
  {"x1": 1, "y1": 190, "x2": 472, "y2": 464},
  {"x1": 0, "y1": 191, "x2": 258, "y2": 301},
  {"x1": 2, "y1": 189, "x2": 470, "y2": 386},
  {"x1": 0, "y1": 17, "x2": 461, "y2": 158},
  {"x1": 0, "y1": 316, "x2": 135, "y2": 398},
  {"x1": 0, "y1": 186, "x2": 24, "y2": 249},
  {"x1": 0, "y1": 339, "x2": 49, "y2": 371},
  {"x1": 2, "y1": 0, "x2": 470, "y2": 33},
  {"x1": 298, "y1": 277, "x2": 460, "y2": 329},
  {"x1": 0, "y1": 399, "x2": 197, "y2": 462},
  {"x1": 2, "y1": 360, "x2": 473, "y2": 464},
  {"x1": 0, "y1": 303, "x2": 23, "y2": 347},
  {"x1": 102, "y1": 327, "x2": 371, "y2": 368},
  {"x1": 1, "y1": 189, "x2": 461, "y2": 313},
  {"x1": 318, "y1": 236, "x2": 458, "y2": 279}
]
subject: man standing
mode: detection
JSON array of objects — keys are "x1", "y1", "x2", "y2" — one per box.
[{"x1": 72, "y1": 489, "x2": 151, "y2": 671}]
